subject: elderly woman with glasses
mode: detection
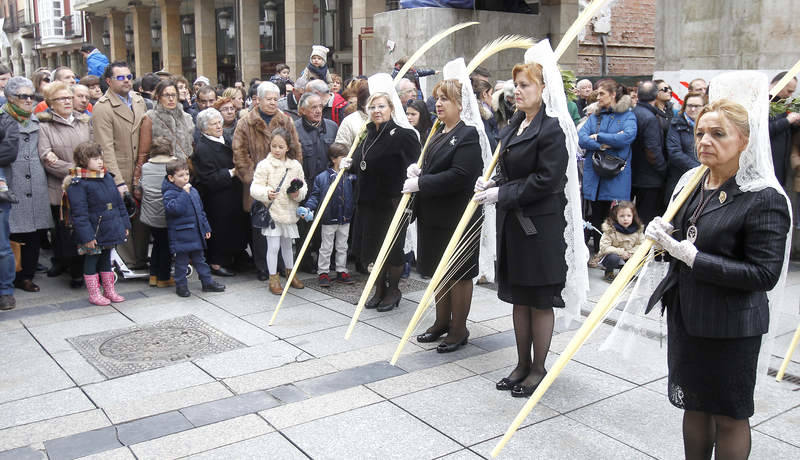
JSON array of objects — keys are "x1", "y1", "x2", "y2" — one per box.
[
  {"x1": 37, "y1": 82, "x2": 92, "y2": 288},
  {"x1": 2, "y1": 76, "x2": 52, "y2": 292},
  {"x1": 133, "y1": 79, "x2": 195, "y2": 194},
  {"x1": 213, "y1": 97, "x2": 239, "y2": 145},
  {"x1": 192, "y1": 108, "x2": 248, "y2": 277}
]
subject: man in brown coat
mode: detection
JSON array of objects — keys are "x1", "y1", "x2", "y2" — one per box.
[
  {"x1": 233, "y1": 81, "x2": 301, "y2": 279},
  {"x1": 92, "y1": 61, "x2": 149, "y2": 269}
]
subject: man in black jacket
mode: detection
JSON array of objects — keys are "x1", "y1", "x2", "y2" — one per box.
[
  {"x1": 768, "y1": 72, "x2": 800, "y2": 186},
  {"x1": 630, "y1": 81, "x2": 667, "y2": 224},
  {"x1": 0, "y1": 111, "x2": 19, "y2": 309}
]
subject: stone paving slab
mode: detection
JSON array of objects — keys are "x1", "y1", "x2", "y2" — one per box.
[
  {"x1": 82, "y1": 362, "x2": 215, "y2": 408},
  {"x1": 477, "y1": 315, "x2": 514, "y2": 333},
  {"x1": 366, "y1": 362, "x2": 475, "y2": 399},
  {"x1": 0, "y1": 329, "x2": 76, "y2": 404},
  {"x1": 283, "y1": 401, "x2": 462, "y2": 459},
  {"x1": 750, "y1": 378, "x2": 800, "y2": 426},
  {"x1": 320, "y1": 340, "x2": 425, "y2": 371},
  {"x1": 0, "y1": 388, "x2": 95, "y2": 431},
  {"x1": 436, "y1": 449, "x2": 483, "y2": 459},
  {"x1": 754, "y1": 405, "x2": 800, "y2": 448},
  {"x1": 26, "y1": 313, "x2": 134, "y2": 355},
  {"x1": 75, "y1": 446, "x2": 135, "y2": 460},
  {"x1": 749, "y1": 429, "x2": 800, "y2": 458},
  {"x1": 115, "y1": 411, "x2": 194, "y2": 446},
  {"x1": 129, "y1": 414, "x2": 273, "y2": 460},
  {"x1": 0, "y1": 446, "x2": 45, "y2": 460},
  {"x1": 471, "y1": 415, "x2": 652, "y2": 459},
  {"x1": 223, "y1": 359, "x2": 338, "y2": 395},
  {"x1": 286, "y1": 323, "x2": 400, "y2": 358},
  {"x1": 243, "y1": 302, "x2": 352, "y2": 339},
  {"x1": 210, "y1": 286, "x2": 308, "y2": 317},
  {"x1": 43, "y1": 426, "x2": 122, "y2": 460},
  {"x1": 102, "y1": 382, "x2": 233, "y2": 425},
  {"x1": 185, "y1": 432, "x2": 307, "y2": 459},
  {"x1": 49, "y1": 349, "x2": 107, "y2": 386},
  {"x1": 267, "y1": 384, "x2": 308, "y2": 404},
  {"x1": 0, "y1": 409, "x2": 111, "y2": 452},
  {"x1": 393, "y1": 375, "x2": 559, "y2": 446},
  {"x1": 259, "y1": 385, "x2": 383, "y2": 430},
  {"x1": 294, "y1": 361, "x2": 406, "y2": 397},
  {"x1": 454, "y1": 346, "x2": 517, "y2": 375},
  {"x1": 395, "y1": 343, "x2": 487, "y2": 373},
  {"x1": 180, "y1": 391, "x2": 281, "y2": 427},
  {"x1": 193, "y1": 340, "x2": 310, "y2": 379}
]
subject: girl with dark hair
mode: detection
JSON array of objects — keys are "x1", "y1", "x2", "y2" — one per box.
[
  {"x1": 405, "y1": 99, "x2": 433, "y2": 140},
  {"x1": 597, "y1": 201, "x2": 644, "y2": 282}
]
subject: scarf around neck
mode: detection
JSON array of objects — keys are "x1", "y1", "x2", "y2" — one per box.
[
  {"x1": 149, "y1": 103, "x2": 194, "y2": 159},
  {"x1": 307, "y1": 62, "x2": 329, "y2": 82},
  {"x1": 68, "y1": 167, "x2": 106, "y2": 179},
  {"x1": 613, "y1": 222, "x2": 639, "y2": 235},
  {"x1": 4, "y1": 102, "x2": 31, "y2": 125}
]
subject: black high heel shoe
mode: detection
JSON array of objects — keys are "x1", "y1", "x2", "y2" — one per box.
[
  {"x1": 510, "y1": 371, "x2": 546, "y2": 398},
  {"x1": 365, "y1": 292, "x2": 384, "y2": 309},
  {"x1": 416, "y1": 328, "x2": 447, "y2": 343},
  {"x1": 495, "y1": 375, "x2": 525, "y2": 391},
  {"x1": 436, "y1": 330, "x2": 469, "y2": 353},
  {"x1": 376, "y1": 290, "x2": 401, "y2": 312}
]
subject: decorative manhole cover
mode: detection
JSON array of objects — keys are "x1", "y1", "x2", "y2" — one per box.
[{"x1": 68, "y1": 315, "x2": 244, "y2": 378}]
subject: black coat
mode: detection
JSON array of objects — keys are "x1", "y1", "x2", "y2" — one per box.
[
  {"x1": 66, "y1": 173, "x2": 131, "y2": 247},
  {"x1": 495, "y1": 107, "x2": 568, "y2": 286},
  {"x1": 351, "y1": 119, "x2": 420, "y2": 206},
  {"x1": 416, "y1": 122, "x2": 483, "y2": 228},
  {"x1": 295, "y1": 117, "x2": 338, "y2": 185},
  {"x1": 769, "y1": 113, "x2": 794, "y2": 185},
  {"x1": 0, "y1": 113, "x2": 19, "y2": 184},
  {"x1": 631, "y1": 104, "x2": 667, "y2": 188},
  {"x1": 665, "y1": 115, "x2": 699, "y2": 203},
  {"x1": 647, "y1": 177, "x2": 790, "y2": 338},
  {"x1": 191, "y1": 136, "x2": 248, "y2": 255}
]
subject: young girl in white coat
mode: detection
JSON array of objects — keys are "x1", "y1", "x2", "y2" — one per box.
[{"x1": 250, "y1": 128, "x2": 307, "y2": 294}]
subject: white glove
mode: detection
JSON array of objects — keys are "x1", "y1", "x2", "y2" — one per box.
[
  {"x1": 407, "y1": 163, "x2": 421, "y2": 178},
  {"x1": 340, "y1": 157, "x2": 353, "y2": 170},
  {"x1": 401, "y1": 177, "x2": 420, "y2": 194},
  {"x1": 474, "y1": 177, "x2": 496, "y2": 192},
  {"x1": 473, "y1": 187, "x2": 499, "y2": 205},
  {"x1": 645, "y1": 216, "x2": 698, "y2": 267}
]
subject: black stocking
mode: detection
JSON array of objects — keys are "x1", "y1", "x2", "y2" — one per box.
[
  {"x1": 426, "y1": 282, "x2": 452, "y2": 335},
  {"x1": 713, "y1": 415, "x2": 751, "y2": 460},
  {"x1": 508, "y1": 305, "x2": 533, "y2": 382},
  {"x1": 683, "y1": 411, "x2": 715, "y2": 460},
  {"x1": 366, "y1": 267, "x2": 387, "y2": 307},
  {"x1": 519, "y1": 307, "x2": 554, "y2": 388},
  {"x1": 378, "y1": 264, "x2": 403, "y2": 307},
  {"x1": 442, "y1": 279, "x2": 473, "y2": 345}
]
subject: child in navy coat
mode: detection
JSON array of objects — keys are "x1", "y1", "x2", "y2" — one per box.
[
  {"x1": 162, "y1": 158, "x2": 225, "y2": 297},
  {"x1": 304, "y1": 143, "x2": 356, "y2": 287},
  {"x1": 64, "y1": 142, "x2": 130, "y2": 306}
]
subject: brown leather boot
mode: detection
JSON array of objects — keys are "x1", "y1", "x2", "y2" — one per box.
[
  {"x1": 284, "y1": 269, "x2": 304, "y2": 289},
  {"x1": 269, "y1": 274, "x2": 282, "y2": 295}
]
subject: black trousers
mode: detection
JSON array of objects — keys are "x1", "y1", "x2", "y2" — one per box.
[
  {"x1": 10, "y1": 231, "x2": 41, "y2": 281},
  {"x1": 149, "y1": 227, "x2": 172, "y2": 281},
  {"x1": 50, "y1": 205, "x2": 82, "y2": 279},
  {"x1": 632, "y1": 186, "x2": 665, "y2": 226},
  {"x1": 589, "y1": 200, "x2": 612, "y2": 253}
]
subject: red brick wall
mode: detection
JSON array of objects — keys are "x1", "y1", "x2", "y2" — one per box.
[{"x1": 577, "y1": 0, "x2": 656, "y2": 77}]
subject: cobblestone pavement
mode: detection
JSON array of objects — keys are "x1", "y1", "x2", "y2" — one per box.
[{"x1": 1, "y1": 254, "x2": 800, "y2": 459}]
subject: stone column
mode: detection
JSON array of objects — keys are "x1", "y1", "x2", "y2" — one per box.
[
  {"x1": 108, "y1": 10, "x2": 128, "y2": 62},
  {"x1": 11, "y1": 52, "x2": 22, "y2": 77},
  {"x1": 239, "y1": 0, "x2": 262, "y2": 82},
  {"x1": 285, "y1": 0, "x2": 313, "y2": 81},
  {"x1": 47, "y1": 53, "x2": 57, "y2": 69},
  {"x1": 88, "y1": 14, "x2": 106, "y2": 49},
  {"x1": 194, "y1": 0, "x2": 217, "y2": 85},
  {"x1": 132, "y1": 5, "x2": 153, "y2": 77},
  {"x1": 71, "y1": 50, "x2": 84, "y2": 76},
  {"x1": 157, "y1": 0, "x2": 182, "y2": 76},
  {"x1": 351, "y1": 0, "x2": 384, "y2": 76},
  {"x1": 540, "y1": 0, "x2": 579, "y2": 71}
]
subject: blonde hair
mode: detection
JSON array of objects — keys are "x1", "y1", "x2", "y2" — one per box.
[
  {"x1": 695, "y1": 98, "x2": 750, "y2": 142},
  {"x1": 222, "y1": 87, "x2": 240, "y2": 100},
  {"x1": 511, "y1": 62, "x2": 544, "y2": 86},
  {"x1": 44, "y1": 81, "x2": 72, "y2": 106},
  {"x1": 432, "y1": 79, "x2": 462, "y2": 107},
  {"x1": 366, "y1": 93, "x2": 394, "y2": 113}
]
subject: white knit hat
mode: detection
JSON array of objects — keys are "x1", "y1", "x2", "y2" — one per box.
[{"x1": 310, "y1": 45, "x2": 329, "y2": 62}]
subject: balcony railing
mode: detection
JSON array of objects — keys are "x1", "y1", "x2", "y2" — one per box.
[{"x1": 33, "y1": 12, "x2": 84, "y2": 46}]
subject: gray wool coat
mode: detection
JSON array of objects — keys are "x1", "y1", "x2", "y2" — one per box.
[{"x1": 8, "y1": 113, "x2": 53, "y2": 233}]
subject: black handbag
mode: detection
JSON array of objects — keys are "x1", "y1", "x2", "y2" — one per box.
[
  {"x1": 590, "y1": 115, "x2": 627, "y2": 179},
  {"x1": 250, "y1": 168, "x2": 289, "y2": 229}
]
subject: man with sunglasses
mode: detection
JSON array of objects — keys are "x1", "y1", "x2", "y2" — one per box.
[{"x1": 92, "y1": 61, "x2": 149, "y2": 270}]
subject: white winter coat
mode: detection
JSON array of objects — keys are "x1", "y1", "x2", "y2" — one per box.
[{"x1": 250, "y1": 155, "x2": 307, "y2": 225}]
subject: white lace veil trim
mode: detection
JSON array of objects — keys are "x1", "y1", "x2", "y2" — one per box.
[
  {"x1": 442, "y1": 58, "x2": 497, "y2": 283},
  {"x1": 601, "y1": 71, "x2": 794, "y2": 383},
  {"x1": 367, "y1": 73, "x2": 419, "y2": 140},
  {"x1": 524, "y1": 40, "x2": 591, "y2": 326}
]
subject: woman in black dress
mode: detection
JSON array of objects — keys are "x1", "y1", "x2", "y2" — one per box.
[
  {"x1": 474, "y1": 62, "x2": 570, "y2": 397},
  {"x1": 191, "y1": 108, "x2": 249, "y2": 276},
  {"x1": 645, "y1": 97, "x2": 790, "y2": 459},
  {"x1": 347, "y1": 92, "x2": 420, "y2": 312},
  {"x1": 404, "y1": 79, "x2": 483, "y2": 352}
]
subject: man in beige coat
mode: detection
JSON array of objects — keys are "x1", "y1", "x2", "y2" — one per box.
[{"x1": 92, "y1": 61, "x2": 149, "y2": 269}]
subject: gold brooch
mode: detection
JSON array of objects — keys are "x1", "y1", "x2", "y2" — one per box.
[{"x1": 719, "y1": 191, "x2": 727, "y2": 204}]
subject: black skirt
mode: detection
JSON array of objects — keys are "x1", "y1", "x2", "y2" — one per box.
[
  {"x1": 356, "y1": 202, "x2": 407, "y2": 266},
  {"x1": 666, "y1": 304, "x2": 761, "y2": 419},
  {"x1": 417, "y1": 218, "x2": 479, "y2": 280}
]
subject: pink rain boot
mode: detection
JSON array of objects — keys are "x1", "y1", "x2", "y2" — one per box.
[
  {"x1": 84, "y1": 274, "x2": 111, "y2": 306},
  {"x1": 100, "y1": 272, "x2": 125, "y2": 303}
]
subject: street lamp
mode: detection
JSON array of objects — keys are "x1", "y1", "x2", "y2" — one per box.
[
  {"x1": 264, "y1": 1, "x2": 277, "y2": 23},
  {"x1": 124, "y1": 26, "x2": 133, "y2": 44},
  {"x1": 325, "y1": 0, "x2": 337, "y2": 14},
  {"x1": 151, "y1": 21, "x2": 160, "y2": 41},
  {"x1": 217, "y1": 10, "x2": 232, "y2": 31},
  {"x1": 181, "y1": 16, "x2": 193, "y2": 36},
  {"x1": 262, "y1": 1, "x2": 277, "y2": 52},
  {"x1": 102, "y1": 31, "x2": 110, "y2": 47}
]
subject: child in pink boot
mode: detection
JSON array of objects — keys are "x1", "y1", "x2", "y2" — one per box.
[{"x1": 64, "y1": 142, "x2": 130, "y2": 305}]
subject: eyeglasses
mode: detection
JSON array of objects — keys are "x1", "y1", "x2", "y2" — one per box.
[
  {"x1": 659, "y1": 87, "x2": 672, "y2": 93},
  {"x1": 161, "y1": 93, "x2": 178, "y2": 99},
  {"x1": 114, "y1": 74, "x2": 134, "y2": 81},
  {"x1": 368, "y1": 104, "x2": 388, "y2": 111},
  {"x1": 11, "y1": 93, "x2": 34, "y2": 101},
  {"x1": 52, "y1": 97, "x2": 72, "y2": 104}
]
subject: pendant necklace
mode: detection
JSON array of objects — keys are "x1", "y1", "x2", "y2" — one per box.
[
  {"x1": 360, "y1": 123, "x2": 386, "y2": 171},
  {"x1": 686, "y1": 177, "x2": 721, "y2": 243}
]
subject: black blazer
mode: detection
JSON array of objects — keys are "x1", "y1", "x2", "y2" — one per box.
[
  {"x1": 647, "y1": 175, "x2": 790, "y2": 338},
  {"x1": 494, "y1": 106, "x2": 568, "y2": 286},
  {"x1": 416, "y1": 122, "x2": 483, "y2": 228}
]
